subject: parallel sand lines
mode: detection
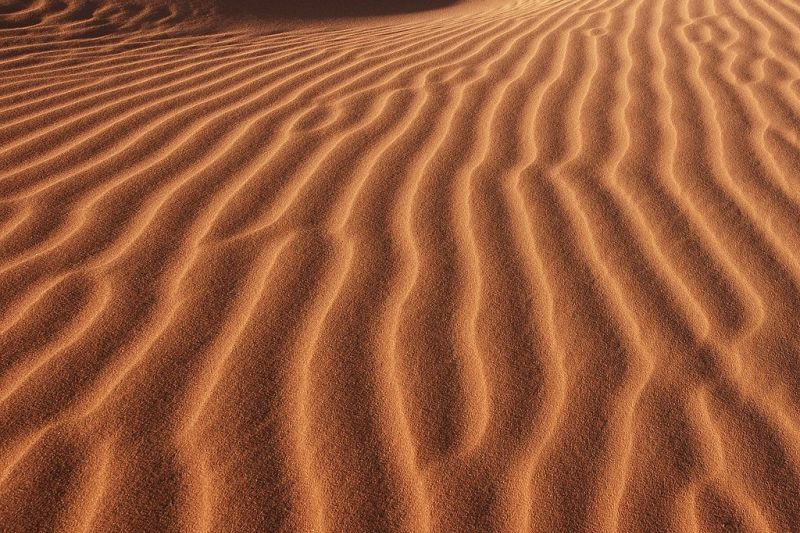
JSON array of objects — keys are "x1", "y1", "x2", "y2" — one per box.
[{"x1": 1, "y1": 0, "x2": 800, "y2": 530}]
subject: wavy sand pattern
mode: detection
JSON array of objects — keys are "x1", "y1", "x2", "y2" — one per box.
[{"x1": 1, "y1": 0, "x2": 800, "y2": 530}]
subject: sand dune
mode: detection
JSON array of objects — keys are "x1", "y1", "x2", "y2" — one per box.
[{"x1": 1, "y1": 0, "x2": 800, "y2": 530}]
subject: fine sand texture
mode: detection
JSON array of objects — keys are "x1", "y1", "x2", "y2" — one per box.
[{"x1": 2, "y1": 0, "x2": 800, "y2": 531}]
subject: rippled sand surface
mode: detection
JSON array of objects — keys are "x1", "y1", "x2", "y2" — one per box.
[{"x1": 1, "y1": 0, "x2": 800, "y2": 530}]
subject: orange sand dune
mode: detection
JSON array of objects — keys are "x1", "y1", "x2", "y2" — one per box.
[{"x1": 1, "y1": 0, "x2": 800, "y2": 530}]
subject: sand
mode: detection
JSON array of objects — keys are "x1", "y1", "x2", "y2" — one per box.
[{"x1": 1, "y1": 0, "x2": 800, "y2": 530}]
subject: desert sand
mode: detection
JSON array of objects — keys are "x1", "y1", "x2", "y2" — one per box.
[{"x1": 1, "y1": 0, "x2": 800, "y2": 531}]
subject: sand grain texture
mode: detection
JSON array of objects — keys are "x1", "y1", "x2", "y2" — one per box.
[{"x1": 1, "y1": 0, "x2": 800, "y2": 531}]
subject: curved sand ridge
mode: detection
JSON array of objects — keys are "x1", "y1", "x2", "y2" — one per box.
[{"x1": 2, "y1": 0, "x2": 800, "y2": 530}]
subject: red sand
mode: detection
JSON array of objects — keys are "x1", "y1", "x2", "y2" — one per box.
[{"x1": 1, "y1": 0, "x2": 800, "y2": 530}]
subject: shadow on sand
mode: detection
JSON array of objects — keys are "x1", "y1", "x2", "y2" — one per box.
[{"x1": 208, "y1": 0, "x2": 460, "y2": 20}]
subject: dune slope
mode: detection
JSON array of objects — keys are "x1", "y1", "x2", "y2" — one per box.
[{"x1": 1, "y1": 0, "x2": 800, "y2": 530}]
